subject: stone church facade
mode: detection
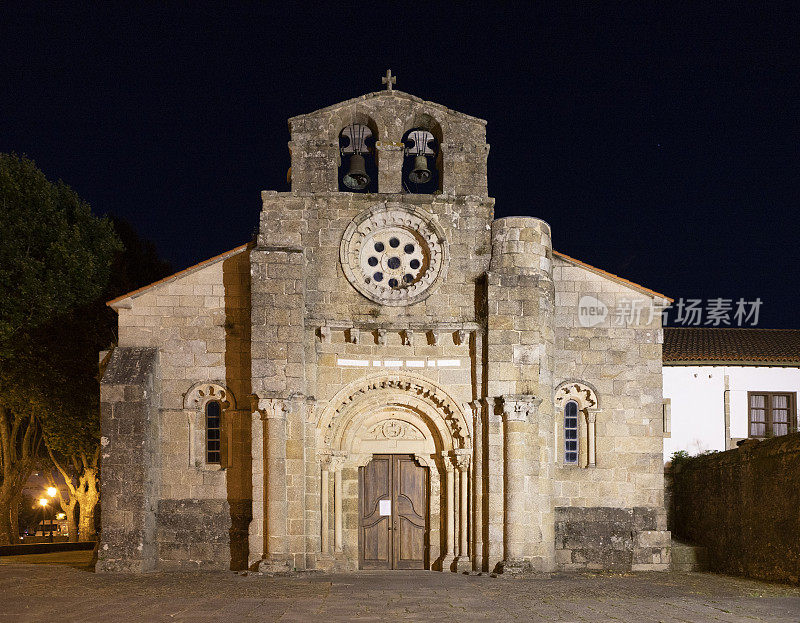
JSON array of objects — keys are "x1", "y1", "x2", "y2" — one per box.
[{"x1": 97, "y1": 85, "x2": 671, "y2": 574}]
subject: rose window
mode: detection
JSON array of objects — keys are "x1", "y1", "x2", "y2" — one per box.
[
  {"x1": 340, "y1": 205, "x2": 448, "y2": 306},
  {"x1": 360, "y1": 228, "x2": 427, "y2": 291}
]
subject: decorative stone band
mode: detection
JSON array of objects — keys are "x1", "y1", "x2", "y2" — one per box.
[{"x1": 501, "y1": 394, "x2": 542, "y2": 423}]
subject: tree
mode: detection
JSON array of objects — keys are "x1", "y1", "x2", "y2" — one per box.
[
  {"x1": 0, "y1": 153, "x2": 121, "y2": 544},
  {"x1": 39, "y1": 215, "x2": 172, "y2": 542}
]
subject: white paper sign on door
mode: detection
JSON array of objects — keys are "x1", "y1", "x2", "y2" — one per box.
[{"x1": 379, "y1": 499, "x2": 391, "y2": 516}]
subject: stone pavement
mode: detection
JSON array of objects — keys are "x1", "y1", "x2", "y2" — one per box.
[{"x1": 2, "y1": 556, "x2": 800, "y2": 622}]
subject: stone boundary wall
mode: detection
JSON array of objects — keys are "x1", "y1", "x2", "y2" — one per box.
[
  {"x1": 668, "y1": 433, "x2": 800, "y2": 584},
  {"x1": 555, "y1": 506, "x2": 670, "y2": 571}
]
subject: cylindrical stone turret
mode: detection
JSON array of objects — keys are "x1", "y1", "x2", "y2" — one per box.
[{"x1": 486, "y1": 216, "x2": 556, "y2": 573}]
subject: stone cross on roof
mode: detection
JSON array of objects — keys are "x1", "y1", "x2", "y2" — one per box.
[{"x1": 381, "y1": 69, "x2": 396, "y2": 91}]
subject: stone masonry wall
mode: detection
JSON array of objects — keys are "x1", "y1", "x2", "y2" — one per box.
[
  {"x1": 97, "y1": 347, "x2": 160, "y2": 572},
  {"x1": 555, "y1": 506, "x2": 669, "y2": 571},
  {"x1": 112, "y1": 247, "x2": 252, "y2": 570},
  {"x1": 553, "y1": 256, "x2": 666, "y2": 509},
  {"x1": 669, "y1": 434, "x2": 800, "y2": 584}
]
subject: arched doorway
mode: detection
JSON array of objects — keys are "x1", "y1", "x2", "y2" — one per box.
[{"x1": 316, "y1": 374, "x2": 472, "y2": 571}]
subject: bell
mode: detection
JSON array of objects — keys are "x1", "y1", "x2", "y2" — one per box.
[
  {"x1": 408, "y1": 154, "x2": 432, "y2": 184},
  {"x1": 343, "y1": 153, "x2": 370, "y2": 190}
]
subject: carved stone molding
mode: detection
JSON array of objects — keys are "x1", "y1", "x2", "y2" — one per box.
[
  {"x1": 183, "y1": 382, "x2": 235, "y2": 410},
  {"x1": 320, "y1": 373, "x2": 471, "y2": 450},
  {"x1": 501, "y1": 394, "x2": 542, "y2": 423},
  {"x1": 256, "y1": 398, "x2": 289, "y2": 420},
  {"x1": 554, "y1": 380, "x2": 600, "y2": 412},
  {"x1": 365, "y1": 419, "x2": 425, "y2": 441},
  {"x1": 452, "y1": 449, "x2": 470, "y2": 471}
]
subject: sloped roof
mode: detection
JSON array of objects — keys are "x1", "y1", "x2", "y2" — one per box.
[
  {"x1": 107, "y1": 243, "x2": 250, "y2": 309},
  {"x1": 288, "y1": 89, "x2": 487, "y2": 125},
  {"x1": 663, "y1": 327, "x2": 800, "y2": 366},
  {"x1": 553, "y1": 251, "x2": 672, "y2": 302},
  {"x1": 107, "y1": 242, "x2": 670, "y2": 311}
]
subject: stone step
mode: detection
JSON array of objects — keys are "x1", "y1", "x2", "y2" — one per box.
[{"x1": 670, "y1": 539, "x2": 708, "y2": 572}]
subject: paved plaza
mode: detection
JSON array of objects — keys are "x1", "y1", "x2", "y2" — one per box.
[{"x1": 2, "y1": 553, "x2": 800, "y2": 622}]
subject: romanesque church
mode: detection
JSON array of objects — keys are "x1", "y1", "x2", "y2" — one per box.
[{"x1": 98, "y1": 79, "x2": 671, "y2": 574}]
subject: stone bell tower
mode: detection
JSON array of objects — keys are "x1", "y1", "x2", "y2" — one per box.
[{"x1": 248, "y1": 74, "x2": 504, "y2": 573}]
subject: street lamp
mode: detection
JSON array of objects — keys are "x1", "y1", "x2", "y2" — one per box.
[
  {"x1": 47, "y1": 487, "x2": 57, "y2": 497},
  {"x1": 38, "y1": 497, "x2": 53, "y2": 542}
]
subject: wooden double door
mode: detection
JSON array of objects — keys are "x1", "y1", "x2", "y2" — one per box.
[{"x1": 359, "y1": 454, "x2": 428, "y2": 569}]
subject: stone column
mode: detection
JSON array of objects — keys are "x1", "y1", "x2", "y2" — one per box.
[
  {"x1": 454, "y1": 452, "x2": 471, "y2": 572},
  {"x1": 442, "y1": 454, "x2": 456, "y2": 570},
  {"x1": 320, "y1": 457, "x2": 331, "y2": 555},
  {"x1": 587, "y1": 411, "x2": 597, "y2": 468},
  {"x1": 249, "y1": 407, "x2": 265, "y2": 568},
  {"x1": 499, "y1": 395, "x2": 541, "y2": 575},
  {"x1": 257, "y1": 398, "x2": 292, "y2": 573},
  {"x1": 332, "y1": 456, "x2": 345, "y2": 553}
]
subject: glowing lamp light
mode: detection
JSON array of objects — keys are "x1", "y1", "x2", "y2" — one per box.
[
  {"x1": 38, "y1": 498, "x2": 48, "y2": 507},
  {"x1": 47, "y1": 487, "x2": 57, "y2": 497},
  {"x1": 56, "y1": 513, "x2": 66, "y2": 520}
]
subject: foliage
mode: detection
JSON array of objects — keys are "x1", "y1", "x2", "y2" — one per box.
[
  {"x1": 0, "y1": 153, "x2": 121, "y2": 355},
  {"x1": 670, "y1": 450, "x2": 691, "y2": 465}
]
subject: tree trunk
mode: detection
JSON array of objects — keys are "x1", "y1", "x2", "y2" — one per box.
[
  {"x1": 0, "y1": 407, "x2": 41, "y2": 545},
  {"x1": 78, "y1": 499, "x2": 97, "y2": 541},
  {"x1": 76, "y1": 466, "x2": 99, "y2": 542},
  {"x1": 67, "y1": 512, "x2": 78, "y2": 543},
  {"x1": 10, "y1": 493, "x2": 20, "y2": 541},
  {"x1": 0, "y1": 496, "x2": 13, "y2": 545}
]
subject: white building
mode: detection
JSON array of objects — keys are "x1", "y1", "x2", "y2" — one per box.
[{"x1": 663, "y1": 328, "x2": 800, "y2": 460}]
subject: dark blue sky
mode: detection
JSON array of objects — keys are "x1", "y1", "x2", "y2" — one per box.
[{"x1": 2, "y1": 4, "x2": 798, "y2": 326}]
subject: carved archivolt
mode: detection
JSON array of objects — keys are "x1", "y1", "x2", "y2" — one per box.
[
  {"x1": 318, "y1": 373, "x2": 470, "y2": 451},
  {"x1": 183, "y1": 382, "x2": 235, "y2": 411},
  {"x1": 554, "y1": 380, "x2": 599, "y2": 413}
]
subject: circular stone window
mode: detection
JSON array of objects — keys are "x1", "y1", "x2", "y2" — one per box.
[{"x1": 340, "y1": 204, "x2": 448, "y2": 306}]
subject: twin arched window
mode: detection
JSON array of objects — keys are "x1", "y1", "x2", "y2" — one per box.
[{"x1": 338, "y1": 124, "x2": 440, "y2": 194}]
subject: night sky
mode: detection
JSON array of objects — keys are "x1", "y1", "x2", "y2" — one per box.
[{"x1": 2, "y1": 4, "x2": 798, "y2": 326}]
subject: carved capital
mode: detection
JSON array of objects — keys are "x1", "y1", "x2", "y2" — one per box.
[
  {"x1": 453, "y1": 450, "x2": 471, "y2": 471},
  {"x1": 402, "y1": 329, "x2": 414, "y2": 346},
  {"x1": 376, "y1": 328, "x2": 387, "y2": 346},
  {"x1": 256, "y1": 398, "x2": 289, "y2": 420},
  {"x1": 501, "y1": 394, "x2": 542, "y2": 423},
  {"x1": 587, "y1": 411, "x2": 597, "y2": 424},
  {"x1": 304, "y1": 396, "x2": 317, "y2": 423},
  {"x1": 319, "y1": 326, "x2": 331, "y2": 343}
]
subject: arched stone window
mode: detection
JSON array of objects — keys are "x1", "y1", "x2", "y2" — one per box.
[
  {"x1": 183, "y1": 382, "x2": 235, "y2": 469},
  {"x1": 564, "y1": 400, "x2": 579, "y2": 464},
  {"x1": 554, "y1": 380, "x2": 600, "y2": 468},
  {"x1": 339, "y1": 123, "x2": 377, "y2": 193},
  {"x1": 205, "y1": 401, "x2": 222, "y2": 464}
]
